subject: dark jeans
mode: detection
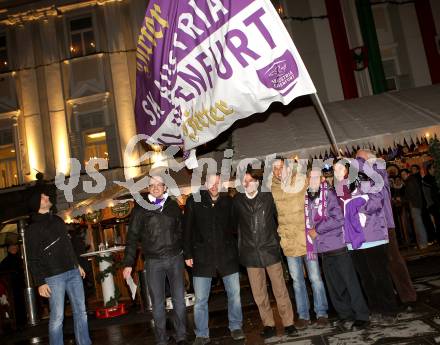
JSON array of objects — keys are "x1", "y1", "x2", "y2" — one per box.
[
  {"x1": 322, "y1": 250, "x2": 369, "y2": 322},
  {"x1": 387, "y1": 229, "x2": 417, "y2": 303},
  {"x1": 351, "y1": 244, "x2": 399, "y2": 315},
  {"x1": 145, "y1": 254, "x2": 187, "y2": 345}
]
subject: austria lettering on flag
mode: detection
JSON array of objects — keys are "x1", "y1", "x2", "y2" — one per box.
[{"x1": 135, "y1": 0, "x2": 316, "y2": 151}]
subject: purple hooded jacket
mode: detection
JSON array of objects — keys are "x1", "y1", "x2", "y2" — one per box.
[
  {"x1": 354, "y1": 158, "x2": 389, "y2": 243},
  {"x1": 307, "y1": 187, "x2": 346, "y2": 254}
]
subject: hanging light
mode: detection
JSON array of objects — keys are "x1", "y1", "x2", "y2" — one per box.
[{"x1": 272, "y1": 0, "x2": 285, "y2": 17}]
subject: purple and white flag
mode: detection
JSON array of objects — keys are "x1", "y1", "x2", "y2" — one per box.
[{"x1": 135, "y1": 0, "x2": 316, "y2": 151}]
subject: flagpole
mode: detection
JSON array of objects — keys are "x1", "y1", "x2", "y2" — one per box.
[{"x1": 311, "y1": 93, "x2": 340, "y2": 156}]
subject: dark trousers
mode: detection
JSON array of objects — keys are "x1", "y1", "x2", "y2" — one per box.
[
  {"x1": 322, "y1": 250, "x2": 369, "y2": 321},
  {"x1": 351, "y1": 244, "x2": 399, "y2": 315},
  {"x1": 387, "y1": 229, "x2": 417, "y2": 303},
  {"x1": 145, "y1": 254, "x2": 187, "y2": 345},
  {"x1": 428, "y1": 204, "x2": 440, "y2": 242}
]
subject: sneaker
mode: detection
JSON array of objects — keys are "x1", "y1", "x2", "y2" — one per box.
[
  {"x1": 351, "y1": 320, "x2": 370, "y2": 330},
  {"x1": 315, "y1": 317, "x2": 329, "y2": 328},
  {"x1": 260, "y1": 326, "x2": 276, "y2": 339},
  {"x1": 193, "y1": 337, "x2": 210, "y2": 345},
  {"x1": 295, "y1": 318, "x2": 310, "y2": 330},
  {"x1": 284, "y1": 325, "x2": 298, "y2": 337},
  {"x1": 231, "y1": 329, "x2": 245, "y2": 340}
]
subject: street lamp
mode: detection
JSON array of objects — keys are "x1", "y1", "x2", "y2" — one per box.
[{"x1": 18, "y1": 218, "x2": 39, "y2": 326}]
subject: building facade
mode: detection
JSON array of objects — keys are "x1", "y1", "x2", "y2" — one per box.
[{"x1": 0, "y1": 0, "x2": 438, "y2": 189}]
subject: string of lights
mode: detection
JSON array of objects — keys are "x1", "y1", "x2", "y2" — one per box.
[
  {"x1": 371, "y1": 0, "x2": 415, "y2": 5},
  {"x1": 280, "y1": 15, "x2": 328, "y2": 22},
  {"x1": 1, "y1": 48, "x2": 137, "y2": 75}
]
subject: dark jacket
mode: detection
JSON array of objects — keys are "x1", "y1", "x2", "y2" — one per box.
[
  {"x1": 184, "y1": 191, "x2": 239, "y2": 278},
  {"x1": 423, "y1": 173, "x2": 440, "y2": 209},
  {"x1": 233, "y1": 191, "x2": 281, "y2": 268},
  {"x1": 123, "y1": 196, "x2": 183, "y2": 265},
  {"x1": 25, "y1": 212, "x2": 79, "y2": 286},
  {"x1": 404, "y1": 174, "x2": 425, "y2": 209}
]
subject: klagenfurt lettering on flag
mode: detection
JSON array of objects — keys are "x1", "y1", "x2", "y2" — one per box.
[{"x1": 135, "y1": 0, "x2": 316, "y2": 151}]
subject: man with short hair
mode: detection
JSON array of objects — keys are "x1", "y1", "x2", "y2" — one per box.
[
  {"x1": 123, "y1": 172, "x2": 187, "y2": 345},
  {"x1": 233, "y1": 167, "x2": 297, "y2": 339},
  {"x1": 184, "y1": 174, "x2": 244, "y2": 345},
  {"x1": 271, "y1": 158, "x2": 329, "y2": 329},
  {"x1": 26, "y1": 190, "x2": 91, "y2": 345}
]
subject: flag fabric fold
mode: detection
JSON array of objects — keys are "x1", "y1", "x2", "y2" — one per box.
[{"x1": 135, "y1": 0, "x2": 316, "y2": 151}]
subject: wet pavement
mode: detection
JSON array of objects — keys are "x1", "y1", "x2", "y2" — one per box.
[{"x1": 5, "y1": 254, "x2": 440, "y2": 345}]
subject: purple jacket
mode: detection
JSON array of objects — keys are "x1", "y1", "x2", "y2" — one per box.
[
  {"x1": 307, "y1": 188, "x2": 346, "y2": 253},
  {"x1": 355, "y1": 158, "x2": 389, "y2": 243}
]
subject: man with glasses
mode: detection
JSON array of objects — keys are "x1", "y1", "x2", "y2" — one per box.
[
  {"x1": 123, "y1": 170, "x2": 187, "y2": 345},
  {"x1": 184, "y1": 173, "x2": 244, "y2": 345}
]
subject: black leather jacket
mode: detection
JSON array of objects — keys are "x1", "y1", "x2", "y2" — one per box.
[
  {"x1": 25, "y1": 212, "x2": 79, "y2": 286},
  {"x1": 123, "y1": 196, "x2": 183, "y2": 265},
  {"x1": 233, "y1": 191, "x2": 281, "y2": 268}
]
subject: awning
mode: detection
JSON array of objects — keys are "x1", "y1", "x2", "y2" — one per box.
[
  {"x1": 57, "y1": 167, "x2": 193, "y2": 219},
  {"x1": 232, "y1": 84, "x2": 440, "y2": 160}
]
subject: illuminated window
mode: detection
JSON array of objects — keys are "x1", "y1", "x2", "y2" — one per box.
[
  {"x1": 84, "y1": 131, "x2": 108, "y2": 167},
  {"x1": 0, "y1": 127, "x2": 17, "y2": 188},
  {"x1": 0, "y1": 35, "x2": 8, "y2": 72},
  {"x1": 69, "y1": 16, "x2": 96, "y2": 58}
]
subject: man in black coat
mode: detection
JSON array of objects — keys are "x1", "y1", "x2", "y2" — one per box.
[
  {"x1": 0, "y1": 242, "x2": 26, "y2": 327},
  {"x1": 184, "y1": 174, "x2": 244, "y2": 345},
  {"x1": 233, "y1": 167, "x2": 297, "y2": 339},
  {"x1": 26, "y1": 189, "x2": 91, "y2": 345},
  {"x1": 123, "y1": 172, "x2": 187, "y2": 345}
]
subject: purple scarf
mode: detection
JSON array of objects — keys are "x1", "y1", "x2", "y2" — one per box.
[{"x1": 304, "y1": 182, "x2": 328, "y2": 260}]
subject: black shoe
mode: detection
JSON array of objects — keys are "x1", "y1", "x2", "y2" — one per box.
[
  {"x1": 333, "y1": 319, "x2": 354, "y2": 331},
  {"x1": 352, "y1": 320, "x2": 370, "y2": 330},
  {"x1": 260, "y1": 326, "x2": 276, "y2": 339},
  {"x1": 284, "y1": 325, "x2": 298, "y2": 337}
]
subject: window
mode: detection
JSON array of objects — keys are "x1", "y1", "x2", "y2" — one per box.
[
  {"x1": 0, "y1": 35, "x2": 8, "y2": 72},
  {"x1": 78, "y1": 112, "x2": 108, "y2": 167},
  {"x1": 0, "y1": 127, "x2": 17, "y2": 188},
  {"x1": 69, "y1": 16, "x2": 96, "y2": 58},
  {"x1": 84, "y1": 131, "x2": 109, "y2": 165},
  {"x1": 382, "y1": 59, "x2": 399, "y2": 91}
]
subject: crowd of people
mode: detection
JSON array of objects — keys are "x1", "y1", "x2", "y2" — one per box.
[
  {"x1": 389, "y1": 163, "x2": 440, "y2": 248},
  {"x1": 18, "y1": 147, "x2": 439, "y2": 345},
  {"x1": 119, "y1": 148, "x2": 434, "y2": 345}
]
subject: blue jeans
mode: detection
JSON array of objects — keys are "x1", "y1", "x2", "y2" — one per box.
[
  {"x1": 286, "y1": 256, "x2": 328, "y2": 320},
  {"x1": 145, "y1": 254, "x2": 187, "y2": 345},
  {"x1": 410, "y1": 207, "x2": 428, "y2": 247},
  {"x1": 45, "y1": 268, "x2": 91, "y2": 345},
  {"x1": 193, "y1": 272, "x2": 242, "y2": 338}
]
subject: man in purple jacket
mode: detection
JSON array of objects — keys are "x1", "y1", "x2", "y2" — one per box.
[
  {"x1": 307, "y1": 168, "x2": 369, "y2": 331},
  {"x1": 344, "y1": 154, "x2": 399, "y2": 324}
]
